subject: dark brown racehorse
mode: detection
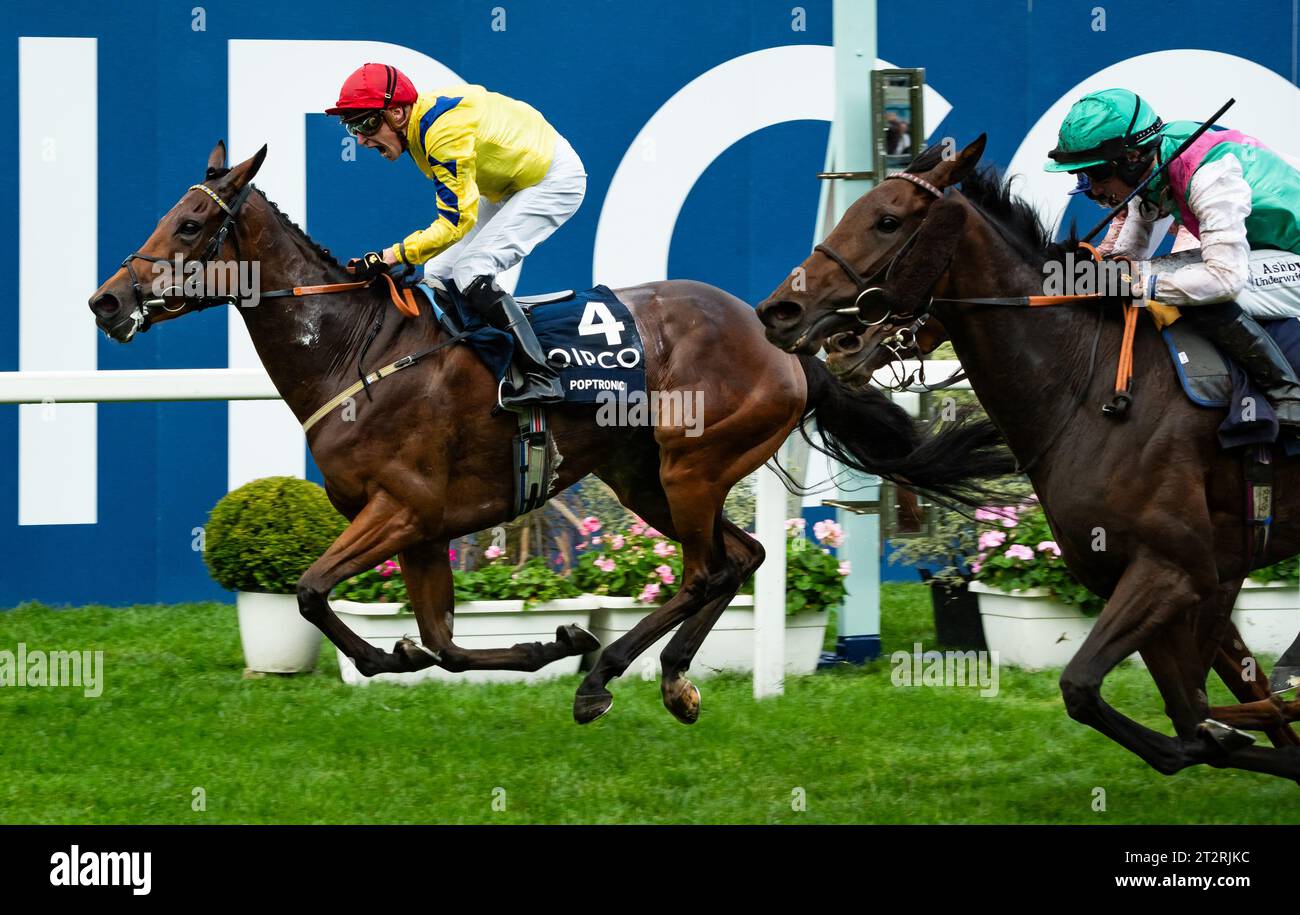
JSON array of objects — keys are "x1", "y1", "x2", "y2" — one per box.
[
  {"x1": 89, "y1": 141, "x2": 1012, "y2": 724},
  {"x1": 758, "y1": 136, "x2": 1300, "y2": 782}
]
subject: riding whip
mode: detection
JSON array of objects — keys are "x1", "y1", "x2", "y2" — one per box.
[{"x1": 1081, "y1": 97, "x2": 1236, "y2": 244}]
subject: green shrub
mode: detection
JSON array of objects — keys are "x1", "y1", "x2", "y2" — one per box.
[
  {"x1": 459, "y1": 557, "x2": 581, "y2": 605},
  {"x1": 204, "y1": 476, "x2": 347, "y2": 594},
  {"x1": 1249, "y1": 557, "x2": 1299, "y2": 585}
]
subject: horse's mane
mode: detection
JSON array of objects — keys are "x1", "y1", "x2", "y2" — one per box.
[
  {"x1": 907, "y1": 145, "x2": 1078, "y2": 265},
  {"x1": 253, "y1": 185, "x2": 346, "y2": 270}
]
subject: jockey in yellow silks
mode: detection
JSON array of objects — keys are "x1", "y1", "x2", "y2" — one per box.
[{"x1": 327, "y1": 63, "x2": 587, "y2": 408}]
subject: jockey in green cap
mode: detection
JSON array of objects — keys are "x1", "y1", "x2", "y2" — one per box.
[{"x1": 1046, "y1": 87, "x2": 1300, "y2": 426}]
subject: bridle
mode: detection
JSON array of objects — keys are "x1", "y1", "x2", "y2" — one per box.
[
  {"x1": 812, "y1": 171, "x2": 947, "y2": 330},
  {"x1": 116, "y1": 180, "x2": 256, "y2": 338},
  {"x1": 813, "y1": 171, "x2": 965, "y2": 391}
]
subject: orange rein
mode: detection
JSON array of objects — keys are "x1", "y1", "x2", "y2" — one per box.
[{"x1": 284, "y1": 270, "x2": 422, "y2": 318}]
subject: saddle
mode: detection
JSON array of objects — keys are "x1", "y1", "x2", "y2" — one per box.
[{"x1": 404, "y1": 275, "x2": 647, "y2": 519}]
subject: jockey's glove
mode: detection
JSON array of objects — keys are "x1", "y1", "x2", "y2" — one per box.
[{"x1": 347, "y1": 251, "x2": 387, "y2": 279}]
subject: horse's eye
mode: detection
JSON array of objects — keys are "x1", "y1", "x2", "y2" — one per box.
[
  {"x1": 877, "y1": 214, "x2": 902, "y2": 233},
  {"x1": 177, "y1": 220, "x2": 201, "y2": 236}
]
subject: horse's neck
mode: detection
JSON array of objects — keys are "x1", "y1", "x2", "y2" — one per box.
[
  {"x1": 935, "y1": 222, "x2": 1101, "y2": 471},
  {"x1": 234, "y1": 197, "x2": 379, "y2": 422}
]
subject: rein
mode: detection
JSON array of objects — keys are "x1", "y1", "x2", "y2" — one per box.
[
  {"x1": 815, "y1": 173, "x2": 1146, "y2": 468},
  {"x1": 120, "y1": 179, "x2": 455, "y2": 432}
]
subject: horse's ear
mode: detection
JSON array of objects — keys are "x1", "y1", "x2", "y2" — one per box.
[
  {"x1": 929, "y1": 134, "x2": 987, "y2": 190},
  {"x1": 206, "y1": 140, "x2": 227, "y2": 174},
  {"x1": 228, "y1": 144, "x2": 268, "y2": 188}
]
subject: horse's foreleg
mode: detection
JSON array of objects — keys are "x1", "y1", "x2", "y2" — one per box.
[
  {"x1": 398, "y1": 540, "x2": 598, "y2": 675},
  {"x1": 658, "y1": 519, "x2": 765, "y2": 724},
  {"x1": 1210, "y1": 620, "x2": 1300, "y2": 746},
  {"x1": 1059, "y1": 553, "x2": 1216, "y2": 775},
  {"x1": 297, "y1": 491, "x2": 426, "y2": 677}
]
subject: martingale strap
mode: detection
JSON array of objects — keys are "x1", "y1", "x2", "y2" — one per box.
[{"x1": 301, "y1": 328, "x2": 472, "y2": 433}]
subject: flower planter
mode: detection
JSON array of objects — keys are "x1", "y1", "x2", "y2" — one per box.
[
  {"x1": 585, "y1": 594, "x2": 828, "y2": 679},
  {"x1": 918, "y1": 571, "x2": 986, "y2": 650},
  {"x1": 969, "y1": 582, "x2": 1096, "y2": 671},
  {"x1": 236, "y1": 591, "x2": 323, "y2": 674},
  {"x1": 332, "y1": 597, "x2": 596, "y2": 686},
  {"x1": 1232, "y1": 580, "x2": 1300, "y2": 656}
]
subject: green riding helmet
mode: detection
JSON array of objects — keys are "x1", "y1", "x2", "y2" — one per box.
[{"x1": 1044, "y1": 88, "x2": 1164, "y2": 173}]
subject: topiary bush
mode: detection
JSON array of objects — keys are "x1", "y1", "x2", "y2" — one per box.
[{"x1": 204, "y1": 476, "x2": 348, "y2": 594}]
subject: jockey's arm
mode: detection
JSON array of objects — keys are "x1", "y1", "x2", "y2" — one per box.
[
  {"x1": 1134, "y1": 154, "x2": 1252, "y2": 306},
  {"x1": 390, "y1": 121, "x2": 481, "y2": 266}
]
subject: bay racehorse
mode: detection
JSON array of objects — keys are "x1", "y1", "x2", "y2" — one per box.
[
  {"x1": 89, "y1": 141, "x2": 1013, "y2": 724},
  {"x1": 757, "y1": 135, "x2": 1300, "y2": 782}
]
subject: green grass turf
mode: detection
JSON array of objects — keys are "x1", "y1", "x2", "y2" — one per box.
[{"x1": 0, "y1": 584, "x2": 1295, "y2": 824}]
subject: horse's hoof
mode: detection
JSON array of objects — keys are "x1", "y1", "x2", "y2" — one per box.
[
  {"x1": 394, "y1": 638, "x2": 440, "y2": 670},
  {"x1": 1198, "y1": 718, "x2": 1256, "y2": 753},
  {"x1": 663, "y1": 679, "x2": 701, "y2": 725},
  {"x1": 352, "y1": 655, "x2": 385, "y2": 678},
  {"x1": 1269, "y1": 666, "x2": 1300, "y2": 694},
  {"x1": 573, "y1": 690, "x2": 614, "y2": 725},
  {"x1": 557, "y1": 624, "x2": 600, "y2": 656}
]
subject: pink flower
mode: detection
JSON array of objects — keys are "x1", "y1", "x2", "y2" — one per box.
[
  {"x1": 629, "y1": 520, "x2": 647, "y2": 537},
  {"x1": 638, "y1": 581, "x2": 661, "y2": 603},
  {"x1": 978, "y1": 530, "x2": 1007, "y2": 551},
  {"x1": 448, "y1": 548, "x2": 457, "y2": 563},
  {"x1": 653, "y1": 541, "x2": 676, "y2": 558},
  {"x1": 644, "y1": 527, "x2": 662, "y2": 539},
  {"x1": 594, "y1": 556, "x2": 615, "y2": 573},
  {"x1": 813, "y1": 519, "x2": 845, "y2": 548},
  {"x1": 975, "y1": 506, "x2": 1019, "y2": 528},
  {"x1": 1004, "y1": 544, "x2": 1034, "y2": 561},
  {"x1": 580, "y1": 516, "x2": 602, "y2": 535},
  {"x1": 610, "y1": 535, "x2": 626, "y2": 551},
  {"x1": 655, "y1": 564, "x2": 675, "y2": 585},
  {"x1": 970, "y1": 559, "x2": 983, "y2": 574},
  {"x1": 1036, "y1": 541, "x2": 1061, "y2": 557},
  {"x1": 484, "y1": 544, "x2": 504, "y2": 560},
  {"x1": 784, "y1": 518, "x2": 807, "y2": 533},
  {"x1": 838, "y1": 560, "x2": 852, "y2": 577}
]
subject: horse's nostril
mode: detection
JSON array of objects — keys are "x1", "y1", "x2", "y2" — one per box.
[
  {"x1": 758, "y1": 299, "x2": 803, "y2": 326},
  {"x1": 829, "y1": 331, "x2": 865, "y2": 355},
  {"x1": 90, "y1": 293, "x2": 121, "y2": 318}
]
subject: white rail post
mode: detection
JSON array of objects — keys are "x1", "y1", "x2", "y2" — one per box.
[{"x1": 753, "y1": 460, "x2": 788, "y2": 699}]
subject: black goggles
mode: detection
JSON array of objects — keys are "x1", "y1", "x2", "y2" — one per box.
[
  {"x1": 343, "y1": 110, "x2": 386, "y2": 137},
  {"x1": 1075, "y1": 161, "x2": 1116, "y2": 182}
]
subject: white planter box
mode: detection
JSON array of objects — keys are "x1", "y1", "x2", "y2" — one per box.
[
  {"x1": 586, "y1": 593, "x2": 828, "y2": 679},
  {"x1": 973, "y1": 578, "x2": 1296, "y2": 670},
  {"x1": 332, "y1": 597, "x2": 596, "y2": 686},
  {"x1": 1232, "y1": 580, "x2": 1300, "y2": 656},
  {"x1": 236, "y1": 591, "x2": 322, "y2": 674},
  {"x1": 969, "y1": 582, "x2": 1131, "y2": 671}
]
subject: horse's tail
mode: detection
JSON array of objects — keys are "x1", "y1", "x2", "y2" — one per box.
[{"x1": 797, "y1": 354, "x2": 1016, "y2": 508}]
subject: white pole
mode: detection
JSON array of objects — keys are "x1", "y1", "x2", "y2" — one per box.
[
  {"x1": 753, "y1": 461, "x2": 788, "y2": 699},
  {"x1": 0, "y1": 368, "x2": 281, "y2": 404}
]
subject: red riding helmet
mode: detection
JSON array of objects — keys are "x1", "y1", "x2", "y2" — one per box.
[{"x1": 325, "y1": 63, "x2": 417, "y2": 115}]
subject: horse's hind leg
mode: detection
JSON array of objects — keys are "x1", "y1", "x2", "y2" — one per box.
[
  {"x1": 658, "y1": 519, "x2": 764, "y2": 724},
  {"x1": 397, "y1": 540, "x2": 598, "y2": 674}
]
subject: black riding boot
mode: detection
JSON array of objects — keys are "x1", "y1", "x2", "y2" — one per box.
[
  {"x1": 1180, "y1": 302, "x2": 1300, "y2": 427},
  {"x1": 463, "y1": 275, "x2": 564, "y2": 409}
]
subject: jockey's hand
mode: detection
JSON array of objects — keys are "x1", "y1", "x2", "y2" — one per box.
[{"x1": 346, "y1": 251, "x2": 387, "y2": 278}]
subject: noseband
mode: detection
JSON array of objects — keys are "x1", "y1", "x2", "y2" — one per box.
[
  {"x1": 813, "y1": 171, "x2": 947, "y2": 328},
  {"x1": 117, "y1": 180, "x2": 255, "y2": 336}
]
